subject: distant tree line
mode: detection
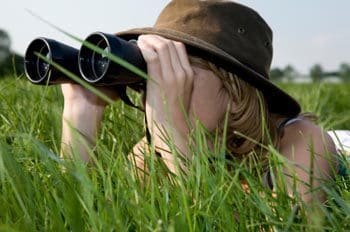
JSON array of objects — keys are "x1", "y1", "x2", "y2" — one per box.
[
  {"x1": 270, "y1": 63, "x2": 350, "y2": 82},
  {"x1": 0, "y1": 29, "x2": 24, "y2": 77}
]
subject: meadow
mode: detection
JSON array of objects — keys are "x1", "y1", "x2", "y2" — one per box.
[{"x1": 0, "y1": 75, "x2": 349, "y2": 231}]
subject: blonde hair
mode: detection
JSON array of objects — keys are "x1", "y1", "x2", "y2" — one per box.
[{"x1": 189, "y1": 56, "x2": 279, "y2": 167}]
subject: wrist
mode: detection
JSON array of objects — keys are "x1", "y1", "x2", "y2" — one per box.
[
  {"x1": 62, "y1": 102, "x2": 106, "y2": 132},
  {"x1": 63, "y1": 97, "x2": 106, "y2": 114}
]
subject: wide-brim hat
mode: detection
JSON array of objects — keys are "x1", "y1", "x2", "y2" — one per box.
[{"x1": 117, "y1": 0, "x2": 301, "y2": 116}]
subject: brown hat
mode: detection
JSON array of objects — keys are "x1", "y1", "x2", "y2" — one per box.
[{"x1": 117, "y1": 0, "x2": 301, "y2": 116}]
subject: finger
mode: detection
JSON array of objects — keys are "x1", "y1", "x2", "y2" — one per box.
[
  {"x1": 151, "y1": 36, "x2": 187, "y2": 84},
  {"x1": 173, "y1": 41, "x2": 194, "y2": 81},
  {"x1": 137, "y1": 35, "x2": 158, "y2": 65},
  {"x1": 139, "y1": 35, "x2": 177, "y2": 83},
  {"x1": 137, "y1": 36, "x2": 161, "y2": 85}
]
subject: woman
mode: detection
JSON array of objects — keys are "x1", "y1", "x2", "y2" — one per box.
[{"x1": 60, "y1": 0, "x2": 338, "y2": 203}]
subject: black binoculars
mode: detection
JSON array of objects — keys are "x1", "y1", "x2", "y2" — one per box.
[{"x1": 24, "y1": 32, "x2": 147, "y2": 86}]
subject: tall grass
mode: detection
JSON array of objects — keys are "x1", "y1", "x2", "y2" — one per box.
[{"x1": 0, "y1": 75, "x2": 349, "y2": 231}]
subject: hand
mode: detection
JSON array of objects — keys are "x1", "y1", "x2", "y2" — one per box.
[
  {"x1": 61, "y1": 83, "x2": 119, "y2": 107},
  {"x1": 137, "y1": 34, "x2": 195, "y2": 172},
  {"x1": 60, "y1": 83, "x2": 119, "y2": 162}
]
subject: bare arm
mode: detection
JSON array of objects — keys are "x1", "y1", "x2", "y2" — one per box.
[
  {"x1": 279, "y1": 119, "x2": 337, "y2": 203},
  {"x1": 60, "y1": 83, "x2": 119, "y2": 162}
]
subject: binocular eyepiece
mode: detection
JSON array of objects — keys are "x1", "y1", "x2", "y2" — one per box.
[{"x1": 24, "y1": 32, "x2": 147, "y2": 86}]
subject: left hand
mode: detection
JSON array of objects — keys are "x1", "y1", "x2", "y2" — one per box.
[{"x1": 137, "y1": 34, "x2": 195, "y2": 171}]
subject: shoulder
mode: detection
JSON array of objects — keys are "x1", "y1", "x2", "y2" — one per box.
[
  {"x1": 276, "y1": 118, "x2": 338, "y2": 202},
  {"x1": 280, "y1": 118, "x2": 335, "y2": 152},
  {"x1": 279, "y1": 117, "x2": 337, "y2": 172}
]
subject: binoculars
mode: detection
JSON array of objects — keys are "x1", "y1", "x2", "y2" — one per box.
[{"x1": 24, "y1": 32, "x2": 147, "y2": 86}]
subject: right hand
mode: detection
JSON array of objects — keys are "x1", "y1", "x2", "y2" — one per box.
[
  {"x1": 60, "y1": 83, "x2": 120, "y2": 162},
  {"x1": 61, "y1": 83, "x2": 120, "y2": 107}
]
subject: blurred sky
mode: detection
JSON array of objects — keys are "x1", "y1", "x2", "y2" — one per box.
[{"x1": 0, "y1": 0, "x2": 349, "y2": 73}]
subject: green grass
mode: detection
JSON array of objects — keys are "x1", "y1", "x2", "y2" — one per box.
[{"x1": 0, "y1": 76, "x2": 349, "y2": 231}]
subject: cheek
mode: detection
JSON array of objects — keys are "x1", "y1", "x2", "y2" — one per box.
[
  {"x1": 190, "y1": 79, "x2": 230, "y2": 131},
  {"x1": 195, "y1": 99, "x2": 227, "y2": 131}
]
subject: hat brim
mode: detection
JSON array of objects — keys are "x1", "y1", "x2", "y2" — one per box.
[{"x1": 117, "y1": 28, "x2": 301, "y2": 117}]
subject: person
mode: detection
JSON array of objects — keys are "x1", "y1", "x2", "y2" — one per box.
[{"x1": 60, "y1": 0, "x2": 340, "y2": 203}]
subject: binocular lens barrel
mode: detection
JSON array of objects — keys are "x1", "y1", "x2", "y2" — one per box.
[
  {"x1": 25, "y1": 32, "x2": 147, "y2": 86},
  {"x1": 79, "y1": 32, "x2": 146, "y2": 85},
  {"x1": 24, "y1": 38, "x2": 80, "y2": 85}
]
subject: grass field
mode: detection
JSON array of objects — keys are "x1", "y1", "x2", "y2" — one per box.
[{"x1": 0, "y1": 75, "x2": 349, "y2": 231}]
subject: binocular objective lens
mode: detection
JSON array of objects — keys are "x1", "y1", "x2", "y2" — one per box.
[
  {"x1": 36, "y1": 45, "x2": 51, "y2": 79},
  {"x1": 92, "y1": 47, "x2": 108, "y2": 78},
  {"x1": 92, "y1": 41, "x2": 110, "y2": 79}
]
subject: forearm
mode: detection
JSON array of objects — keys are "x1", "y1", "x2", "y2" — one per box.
[{"x1": 60, "y1": 101, "x2": 105, "y2": 162}]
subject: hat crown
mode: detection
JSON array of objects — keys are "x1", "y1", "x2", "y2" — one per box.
[{"x1": 154, "y1": 0, "x2": 273, "y2": 78}]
